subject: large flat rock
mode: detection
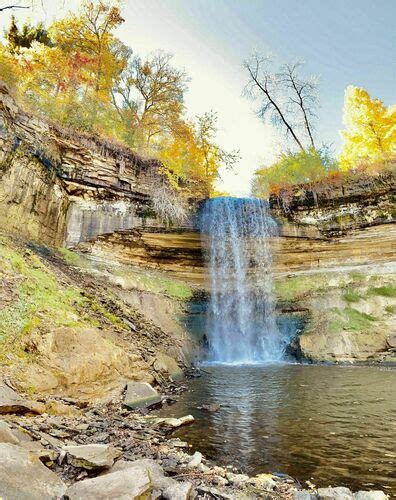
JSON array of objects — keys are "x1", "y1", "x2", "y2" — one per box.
[
  {"x1": 0, "y1": 443, "x2": 66, "y2": 499},
  {"x1": 66, "y1": 462, "x2": 152, "y2": 499},
  {"x1": 63, "y1": 444, "x2": 122, "y2": 469},
  {"x1": 124, "y1": 381, "x2": 161, "y2": 409}
]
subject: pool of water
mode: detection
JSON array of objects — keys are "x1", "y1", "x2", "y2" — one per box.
[{"x1": 160, "y1": 364, "x2": 396, "y2": 494}]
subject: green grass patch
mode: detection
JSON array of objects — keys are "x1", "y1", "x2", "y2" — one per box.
[
  {"x1": 348, "y1": 272, "x2": 366, "y2": 283},
  {"x1": 366, "y1": 285, "x2": 396, "y2": 298},
  {"x1": 275, "y1": 274, "x2": 328, "y2": 301},
  {"x1": 329, "y1": 306, "x2": 376, "y2": 334},
  {"x1": 57, "y1": 247, "x2": 88, "y2": 267},
  {"x1": 0, "y1": 239, "x2": 89, "y2": 355},
  {"x1": 89, "y1": 300, "x2": 125, "y2": 329},
  {"x1": 385, "y1": 305, "x2": 396, "y2": 314},
  {"x1": 342, "y1": 289, "x2": 362, "y2": 303}
]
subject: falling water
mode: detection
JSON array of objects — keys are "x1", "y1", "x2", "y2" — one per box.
[{"x1": 200, "y1": 197, "x2": 286, "y2": 363}]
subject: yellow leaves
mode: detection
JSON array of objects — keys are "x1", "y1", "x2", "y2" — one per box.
[
  {"x1": 0, "y1": 44, "x2": 20, "y2": 88},
  {"x1": 339, "y1": 86, "x2": 396, "y2": 171}
]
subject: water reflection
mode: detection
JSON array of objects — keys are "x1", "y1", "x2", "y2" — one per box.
[{"x1": 160, "y1": 365, "x2": 396, "y2": 494}]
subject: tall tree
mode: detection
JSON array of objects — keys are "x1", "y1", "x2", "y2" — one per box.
[
  {"x1": 339, "y1": 86, "x2": 396, "y2": 170},
  {"x1": 243, "y1": 54, "x2": 318, "y2": 152},
  {"x1": 112, "y1": 52, "x2": 188, "y2": 149},
  {"x1": 50, "y1": 0, "x2": 125, "y2": 100},
  {"x1": 195, "y1": 111, "x2": 240, "y2": 197}
]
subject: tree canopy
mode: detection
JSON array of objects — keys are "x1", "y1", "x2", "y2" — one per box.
[{"x1": 339, "y1": 86, "x2": 396, "y2": 171}]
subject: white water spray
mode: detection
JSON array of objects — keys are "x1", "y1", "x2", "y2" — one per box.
[{"x1": 200, "y1": 197, "x2": 286, "y2": 363}]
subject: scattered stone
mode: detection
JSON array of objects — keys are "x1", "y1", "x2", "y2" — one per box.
[
  {"x1": 168, "y1": 438, "x2": 189, "y2": 448},
  {"x1": 354, "y1": 492, "x2": 389, "y2": 500},
  {"x1": 0, "y1": 443, "x2": 66, "y2": 499},
  {"x1": 75, "y1": 423, "x2": 89, "y2": 431},
  {"x1": 0, "y1": 420, "x2": 19, "y2": 444},
  {"x1": 199, "y1": 403, "x2": 221, "y2": 412},
  {"x1": 0, "y1": 381, "x2": 45, "y2": 415},
  {"x1": 226, "y1": 471, "x2": 250, "y2": 486},
  {"x1": 318, "y1": 486, "x2": 354, "y2": 499},
  {"x1": 63, "y1": 443, "x2": 122, "y2": 470},
  {"x1": 187, "y1": 451, "x2": 202, "y2": 468},
  {"x1": 249, "y1": 472, "x2": 277, "y2": 490},
  {"x1": 124, "y1": 381, "x2": 161, "y2": 409},
  {"x1": 197, "y1": 485, "x2": 232, "y2": 499},
  {"x1": 212, "y1": 475, "x2": 229, "y2": 487},
  {"x1": 294, "y1": 492, "x2": 316, "y2": 500},
  {"x1": 122, "y1": 317, "x2": 137, "y2": 331},
  {"x1": 66, "y1": 462, "x2": 152, "y2": 499},
  {"x1": 148, "y1": 414, "x2": 195, "y2": 428}
]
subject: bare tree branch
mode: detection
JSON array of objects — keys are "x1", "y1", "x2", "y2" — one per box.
[
  {"x1": 243, "y1": 54, "x2": 306, "y2": 152},
  {"x1": 0, "y1": 4, "x2": 29, "y2": 11},
  {"x1": 279, "y1": 62, "x2": 318, "y2": 149}
]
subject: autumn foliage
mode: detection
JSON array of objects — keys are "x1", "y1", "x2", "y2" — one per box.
[
  {"x1": 0, "y1": 1, "x2": 237, "y2": 199},
  {"x1": 253, "y1": 85, "x2": 395, "y2": 199}
]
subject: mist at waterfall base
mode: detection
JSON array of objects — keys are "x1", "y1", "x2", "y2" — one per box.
[{"x1": 199, "y1": 197, "x2": 288, "y2": 364}]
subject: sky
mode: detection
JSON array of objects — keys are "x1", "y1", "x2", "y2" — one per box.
[{"x1": 1, "y1": 0, "x2": 395, "y2": 195}]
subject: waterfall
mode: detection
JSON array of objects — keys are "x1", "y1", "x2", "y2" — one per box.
[{"x1": 200, "y1": 197, "x2": 286, "y2": 363}]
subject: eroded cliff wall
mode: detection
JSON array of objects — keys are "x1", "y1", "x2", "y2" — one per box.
[{"x1": 0, "y1": 83, "x2": 166, "y2": 246}]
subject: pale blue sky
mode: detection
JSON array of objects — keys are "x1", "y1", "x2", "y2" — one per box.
[{"x1": 1, "y1": 0, "x2": 395, "y2": 194}]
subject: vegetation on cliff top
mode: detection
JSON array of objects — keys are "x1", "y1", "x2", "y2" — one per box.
[{"x1": 248, "y1": 56, "x2": 395, "y2": 199}]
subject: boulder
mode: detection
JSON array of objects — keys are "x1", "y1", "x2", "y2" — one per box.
[
  {"x1": 386, "y1": 334, "x2": 396, "y2": 349},
  {"x1": 199, "y1": 403, "x2": 221, "y2": 412},
  {"x1": 0, "y1": 443, "x2": 66, "y2": 499},
  {"x1": 0, "y1": 420, "x2": 19, "y2": 444},
  {"x1": 108, "y1": 458, "x2": 192, "y2": 500},
  {"x1": 318, "y1": 487, "x2": 354, "y2": 499},
  {"x1": 22, "y1": 327, "x2": 151, "y2": 402},
  {"x1": 225, "y1": 471, "x2": 249, "y2": 486},
  {"x1": 187, "y1": 451, "x2": 203, "y2": 468},
  {"x1": 63, "y1": 444, "x2": 122, "y2": 470},
  {"x1": 249, "y1": 473, "x2": 277, "y2": 490},
  {"x1": 154, "y1": 352, "x2": 184, "y2": 380},
  {"x1": 354, "y1": 492, "x2": 388, "y2": 500},
  {"x1": 66, "y1": 463, "x2": 152, "y2": 499},
  {"x1": 124, "y1": 381, "x2": 161, "y2": 409},
  {"x1": 294, "y1": 492, "x2": 316, "y2": 500},
  {"x1": 0, "y1": 381, "x2": 45, "y2": 415}
]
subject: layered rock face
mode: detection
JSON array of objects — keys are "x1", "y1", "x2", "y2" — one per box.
[
  {"x1": 271, "y1": 173, "x2": 395, "y2": 362},
  {"x1": 0, "y1": 83, "x2": 166, "y2": 246},
  {"x1": 270, "y1": 170, "x2": 395, "y2": 236}
]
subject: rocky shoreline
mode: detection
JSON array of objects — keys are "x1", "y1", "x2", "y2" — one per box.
[{"x1": 0, "y1": 378, "x2": 390, "y2": 500}]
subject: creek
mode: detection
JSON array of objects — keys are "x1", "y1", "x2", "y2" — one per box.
[{"x1": 162, "y1": 364, "x2": 396, "y2": 494}]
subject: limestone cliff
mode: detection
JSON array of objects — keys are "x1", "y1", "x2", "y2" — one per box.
[
  {"x1": 270, "y1": 170, "x2": 395, "y2": 236},
  {"x1": 0, "y1": 83, "x2": 168, "y2": 247},
  {"x1": 270, "y1": 173, "x2": 396, "y2": 363}
]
